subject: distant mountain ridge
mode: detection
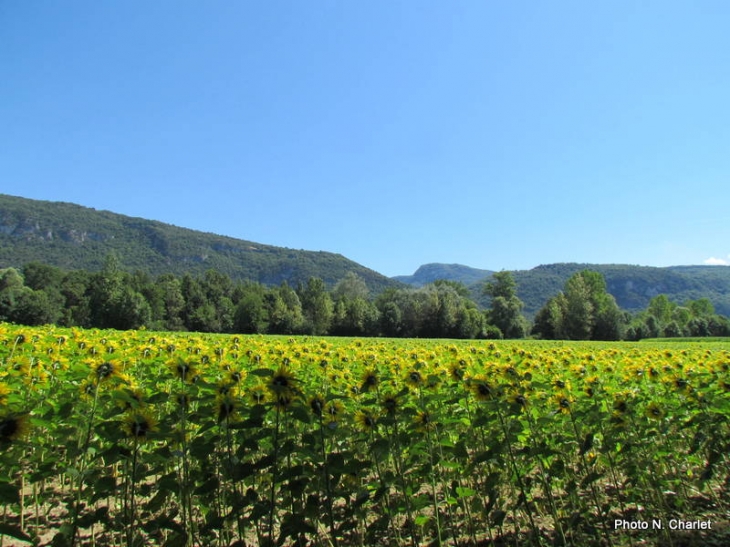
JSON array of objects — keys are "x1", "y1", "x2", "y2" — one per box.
[
  {"x1": 392, "y1": 263, "x2": 494, "y2": 287},
  {"x1": 395, "y1": 262, "x2": 730, "y2": 317},
  {"x1": 0, "y1": 194, "x2": 398, "y2": 293},
  {"x1": 3, "y1": 194, "x2": 729, "y2": 318}
]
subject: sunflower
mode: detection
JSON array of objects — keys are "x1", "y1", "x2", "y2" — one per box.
[
  {"x1": 324, "y1": 400, "x2": 344, "y2": 420},
  {"x1": 169, "y1": 359, "x2": 197, "y2": 383},
  {"x1": 380, "y1": 393, "x2": 399, "y2": 415},
  {"x1": 673, "y1": 377, "x2": 690, "y2": 392},
  {"x1": 413, "y1": 410, "x2": 435, "y2": 432},
  {"x1": 249, "y1": 384, "x2": 268, "y2": 405},
  {"x1": 645, "y1": 401, "x2": 665, "y2": 420},
  {"x1": 507, "y1": 390, "x2": 529, "y2": 408},
  {"x1": 268, "y1": 366, "x2": 298, "y2": 397},
  {"x1": 469, "y1": 375, "x2": 495, "y2": 402},
  {"x1": 405, "y1": 370, "x2": 424, "y2": 389},
  {"x1": 216, "y1": 381, "x2": 239, "y2": 398},
  {"x1": 174, "y1": 392, "x2": 190, "y2": 410},
  {"x1": 354, "y1": 409, "x2": 377, "y2": 432},
  {"x1": 94, "y1": 360, "x2": 119, "y2": 382},
  {"x1": 309, "y1": 394, "x2": 325, "y2": 417},
  {"x1": 227, "y1": 369, "x2": 245, "y2": 385},
  {"x1": 79, "y1": 380, "x2": 97, "y2": 400},
  {"x1": 122, "y1": 410, "x2": 158, "y2": 441},
  {"x1": 360, "y1": 369, "x2": 379, "y2": 393},
  {"x1": 0, "y1": 414, "x2": 30, "y2": 444},
  {"x1": 216, "y1": 394, "x2": 237, "y2": 422},
  {"x1": 449, "y1": 361, "x2": 465, "y2": 382},
  {"x1": 552, "y1": 393, "x2": 572, "y2": 414},
  {"x1": 613, "y1": 398, "x2": 629, "y2": 415}
]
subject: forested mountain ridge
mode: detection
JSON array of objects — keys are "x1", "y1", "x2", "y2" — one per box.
[
  {"x1": 393, "y1": 263, "x2": 494, "y2": 287},
  {"x1": 4, "y1": 194, "x2": 730, "y2": 320},
  {"x1": 394, "y1": 262, "x2": 730, "y2": 317},
  {"x1": 511, "y1": 264, "x2": 727, "y2": 315},
  {"x1": 0, "y1": 194, "x2": 398, "y2": 293}
]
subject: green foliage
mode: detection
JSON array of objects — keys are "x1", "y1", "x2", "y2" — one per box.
[
  {"x1": 472, "y1": 262, "x2": 730, "y2": 318},
  {"x1": 0, "y1": 194, "x2": 398, "y2": 294},
  {"x1": 533, "y1": 270, "x2": 625, "y2": 340},
  {"x1": 483, "y1": 271, "x2": 528, "y2": 339},
  {"x1": 2, "y1": 325, "x2": 729, "y2": 546}
]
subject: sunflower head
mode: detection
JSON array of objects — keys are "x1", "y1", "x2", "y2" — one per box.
[
  {"x1": 469, "y1": 375, "x2": 494, "y2": 402},
  {"x1": 354, "y1": 409, "x2": 377, "y2": 432},
  {"x1": 449, "y1": 361, "x2": 465, "y2": 382},
  {"x1": 0, "y1": 414, "x2": 30, "y2": 444},
  {"x1": 268, "y1": 366, "x2": 298, "y2": 396},
  {"x1": 216, "y1": 394, "x2": 237, "y2": 422},
  {"x1": 309, "y1": 394, "x2": 325, "y2": 417},
  {"x1": 360, "y1": 369, "x2": 378, "y2": 393},
  {"x1": 613, "y1": 398, "x2": 629, "y2": 415},
  {"x1": 80, "y1": 380, "x2": 97, "y2": 400},
  {"x1": 674, "y1": 377, "x2": 690, "y2": 392},
  {"x1": 249, "y1": 384, "x2": 268, "y2": 405},
  {"x1": 169, "y1": 359, "x2": 197, "y2": 383},
  {"x1": 413, "y1": 410, "x2": 435, "y2": 432},
  {"x1": 115, "y1": 386, "x2": 146, "y2": 410},
  {"x1": 380, "y1": 393, "x2": 399, "y2": 415},
  {"x1": 645, "y1": 401, "x2": 665, "y2": 420},
  {"x1": 122, "y1": 411, "x2": 157, "y2": 441},
  {"x1": 325, "y1": 400, "x2": 344, "y2": 419},
  {"x1": 175, "y1": 392, "x2": 190, "y2": 410},
  {"x1": 227, "y1": 370, "x2": 245, "y2": 384},
  {"x1": 553, "y1": 393, "x2": 572, "y2": 414},
  {"x1": 94, "y1": 361, "x2": 118, "y2": 382},
  {"x1": 405, "y1": 370, "x2": 424, "y2": 389},
  {"x1": 216, "y1": 382, "x2": 239, "y2": 398}
]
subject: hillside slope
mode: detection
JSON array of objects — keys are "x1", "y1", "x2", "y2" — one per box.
[
  {"x1": 396, "y1": 262, "x2": 730, "y2": 317},
  {"x1": 493, "y1": 263, "x2": 730, "y2": 317},
  {"x1": 0, "y1": 194, "x2": 398, "y2": 293}
]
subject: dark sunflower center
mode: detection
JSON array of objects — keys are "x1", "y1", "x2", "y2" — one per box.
[
  {"x1": 97, "y1": 362, "x2": 113, "y2": 378},
  {"x1": 0, "y1": 418, "x2": 19, "y2": 439},
  {"x1": 273, "y1": 376, "x2": 289, "y2": 388},
  {"x1": 133, "y1": 421, "x2": 149, "y2": 437}
]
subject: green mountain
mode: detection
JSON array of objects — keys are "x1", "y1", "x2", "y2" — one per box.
[
  {"x1": 510, "y1": 263, "x2": 730, "y2": 317},
  {"x1": 393, "y1": 263, "x2": 494, "y2": 287},
  {"x1": 0, "y1": 194, "x2": 398, "y2": 293},
  {"x1": 396, "y1": 262, "x2": 730, "y2": 317},
  {"x1": 4, "y1": 194, "x2": 729, "y2": 319}
]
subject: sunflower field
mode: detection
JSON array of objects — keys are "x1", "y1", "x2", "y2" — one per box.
[{"x1": 1, "y1": 322, "x2": 729, "y2": 547}]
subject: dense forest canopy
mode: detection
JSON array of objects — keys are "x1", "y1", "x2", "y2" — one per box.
[{"x1": 1, "y1": 260, "x2": 728, "y2": 340}]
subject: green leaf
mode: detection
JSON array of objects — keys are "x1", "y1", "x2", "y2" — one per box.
[
  {"x1": 195, "y1": 476, "x2": 220, "y2": 496},
  {"x1": 455, "y1": 486, "x2": 476, "y2": 498},
  {"x1": 414, "y1": 515, "x2": 430, "y2": 527}
]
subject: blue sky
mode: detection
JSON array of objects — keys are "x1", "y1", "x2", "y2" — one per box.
[{"x1": 2, "y1": 1, "x2": 729, "y2": 277}]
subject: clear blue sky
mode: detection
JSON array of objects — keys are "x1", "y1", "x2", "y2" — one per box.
[{"x1": 2, "y1": 1, "x2": 729, "y2": 277}]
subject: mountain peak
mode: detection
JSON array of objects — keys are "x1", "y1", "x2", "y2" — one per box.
[{"x1": 393, "y1": 263, "x2": 494, "y2": 287}]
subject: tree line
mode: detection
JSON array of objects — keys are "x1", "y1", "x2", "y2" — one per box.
[{"x1": 1, "y1": 258, "x2": 728, "y2": 340}]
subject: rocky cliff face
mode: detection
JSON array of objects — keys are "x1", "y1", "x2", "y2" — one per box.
[{"x1": 0, "y1": 217, "x2": 108, "y2": 244}]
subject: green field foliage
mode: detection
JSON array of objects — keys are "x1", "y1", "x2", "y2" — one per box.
[{"x1": 1, "y1": 323, "x2": 729, "y2": 546}]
